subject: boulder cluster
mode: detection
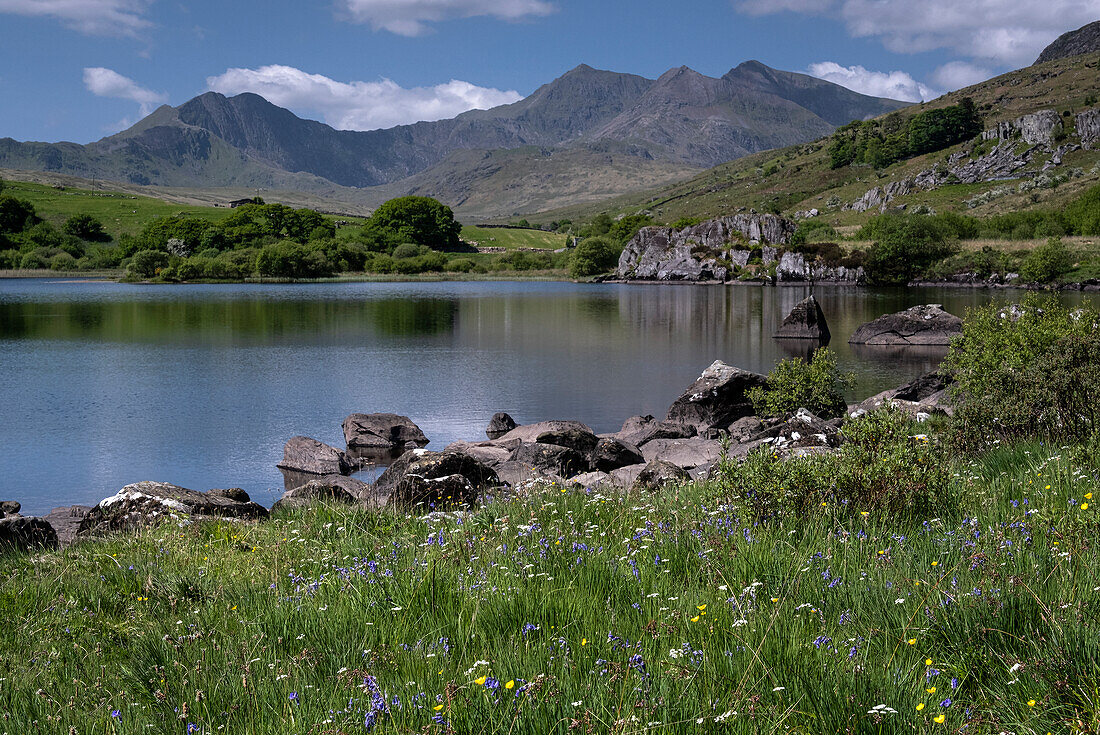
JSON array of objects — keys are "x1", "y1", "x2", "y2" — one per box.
[{"x1": 2, "y1": 303, "x2": 968, "y2": 554}]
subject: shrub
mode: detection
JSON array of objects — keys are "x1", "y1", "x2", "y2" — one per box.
[
  {"x1": 860, "y1": 214, "x2": 959, "y2": 284},
  {"x1": 748, "y1": 347, "x2": 853, "y2": 420},
  {"x1": 255, "y1": 241, "x2": 334, "y2": 278},
  {"x1": 569, "y1": 236, "x2": 621, "y2": 278},
  {"x1": 18, "y1": 250, "x2": 49, "y2": 270},
  {"x1": 0, "y1": 195, "x2": 38, "y2": 234},
  {"x1": 127, "y1": 249, "x2": 170, "y2": 278},
  {"x1": 48, "y1": 252, "x2": 77, "y2": 270},
  {"x1": 1019, "y1": 237, "x2": 1073, "y2": 283},
  {"x1": 63, "y1": 214, "x2": 111, "y2": 242},
  {"x1": 942, "y1": 296, "x2": 1100, "y2": 448},
  {"x1": 716, "y1": 407, "x2": 951, "y2": 522},
  {"x1": 445, "y1": 257, "x2": 476, "y2": 273},
  {"x1": 391, "y1": 243, "x2": 423, "y2": 259},
  {"x1": 0, "y1": 249, "x2": 18, "y2": 269}
]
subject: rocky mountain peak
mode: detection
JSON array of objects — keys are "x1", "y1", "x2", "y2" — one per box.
[{"x1": 1035, "y1": 20, "x2": 1100, "y2": 64}]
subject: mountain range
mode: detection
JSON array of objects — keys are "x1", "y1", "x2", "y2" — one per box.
[{"x1": 0, "y1": 61, "x2": 905, "y2": 216}]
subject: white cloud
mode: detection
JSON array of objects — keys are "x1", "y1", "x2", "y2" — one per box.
[
  {"x1": 807, "y1": 62, "x2": 938, "y2": 102},
  {"x1": 338, "y1": 0, "x2": 555, "y2": 36},
  {"x1": 206, "y1": 65, "x2": 523, "y2": 130},
  {"x1": 83, "y1": 67, "x2": 167, "y2": 116},
  {"x1": 0, "y1": 0, "x2": 151, "y2": 36},
  {"x1": 930, "y1": 61, "x2": 993, "y2": 92},
  {"x1": 736, "y1": 0, "x2": 1098, "y2": 65}
]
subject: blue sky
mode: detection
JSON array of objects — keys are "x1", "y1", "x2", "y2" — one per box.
[{"x1": 0, "y1": 0, "x2": 1096, "y2": 144}]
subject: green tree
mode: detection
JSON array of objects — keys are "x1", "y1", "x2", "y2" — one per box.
[
  {"x1": 861, "y1": 214, "x2": 958, "y2": 285},
  {"x1": 63, "y1": 214, "x2": 111, "y2": 242},
  {"x1": 748, "y1": 347, "x2": 853, "y2": 420},
  {"x1": 127, "y1": 249, "x2": 170, "y2": 278},
  {"x1": 255, "y1": 241, "x2": 335, "y2": 278},
  {"x1": 608, "y1": 214, "x2": 654, "y2": 246},
  {"x1": 0, "y1": 195, "x2": 39, "y2": 234},
  {"x1": 569, "y1": 236, "x2": 621, "y2": 278},
  {"x1": 363, "y1": 196, "x2": 462, "y2": 252}
]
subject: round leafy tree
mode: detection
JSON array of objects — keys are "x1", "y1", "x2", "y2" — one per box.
[{"x1": 364, "y1": 196, "x2": 462, "y2": 252}]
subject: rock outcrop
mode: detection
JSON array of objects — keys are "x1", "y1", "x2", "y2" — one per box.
[
  {"x1": 1077, "y1": 109, "x2": 1100, "y2": 150},
  {"x1": 640, "y1": 437, "x2": 724, "y2": 469},
  {"x1": 615, "y1": 215, "x2": 795, "y2": 281},
  {"x1": 982, "y1": 110, "x2": 1063, "y2": 145},
  {"x1": 342, "y1": 413, "x2": 429, "y2": 453},
  {"x1": 774, "y1": 294, "x2": 830, "y2": 341},
  {"x1": 775, "y1": 252, "x2": 863, "y2": 283},
  {"x1": 374, "y1": 450, "x2": 498, "y2": 507},
  {"x1": 610, "y1": 415, "x2": 697, "y2": 447},
  {"x1": 848, "y1": 304, "x2": 962, "y2": 346},
  {"x1": 665, "y1": 360, "x2": 767, "y2": 433},
  {"x1": 78, "y1": 481, "x2": 269, "y2": 537},
  {"x1": 278, "y1": 436, "x2": 354, "y2": 475},
  {"x1": 1035, "y1": 20, "x2": 1100, "y2": 64}
]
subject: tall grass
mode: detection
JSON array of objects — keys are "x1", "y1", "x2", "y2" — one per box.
[{"x1": 1, "y1": 442, "x2": 1098, "y2": 733}]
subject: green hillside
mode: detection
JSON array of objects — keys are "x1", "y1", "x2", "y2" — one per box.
[{"x1": 534, "y1": 53, "x2": 1100, "y2": 230}]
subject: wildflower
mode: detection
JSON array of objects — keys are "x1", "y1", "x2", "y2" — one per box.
[
  {"x1": 1087, "y1": 493, "x2": 1093, "y2": 500},
  {"x1": 474, "y1": 676, "x2": 487, "y2": 686},
  {"x1": 697, "y1": 604, "x2": 707, "y2": 611},
  {"x1": 940, "y1": 698, "x2": 952, "y2": 708},
  {"x1": 934, "y1": 714, "x2": 946, "y2": 724},
  {"x1": 690, "y1": 616, "x2": 700, "y2": 622},
  {"x1": 288, "y1": 692, "x2": 298, "y2": 703},
  {"x1": 433, "y1": 704, "x2": 444, "y2": 711},
  {"x1": 926, "y1": 659, "x2": 933, "y2": 666},
  {"x1": 111, "y1": 710, "x2": 121, "y2": 718},
  {"x1": 581, "y1": 638, "x2": 586, "y2": 646},
  {"x1": 771, "y1": 597, "x2": 779, "y2": 603},
  {"x1": 908, "y1": 639, "x2": 917, "y2": 645},
  {"x1": 927, "y1": 687, "x2": 936, "y2": 694},
  {"x1": 1028, "y1": 699, "x2": 1036, "y2": 707},
  {"x1": 916, "y1": 703, "x2": 925, "y2": 711},
  {"x1": 931, "y1": 561, "x2": 938, "y2": 566},
  {"x1": 1082, "y1": 503, "x2": 1089, "y2": 510},
  {"x1": 505, "y1": 680, "x2": 515, "y2": 690}
]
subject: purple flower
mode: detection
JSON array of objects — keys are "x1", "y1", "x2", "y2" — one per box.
[
  {"x1": 111, "y1": 709, "x2": 121, "y2": 718},
  {"x1": 288, "y1": 692, "x2": 298, "y2": 703},
  {"x1": 940, "y1": 698, "x2": 953, "y2": 708}
]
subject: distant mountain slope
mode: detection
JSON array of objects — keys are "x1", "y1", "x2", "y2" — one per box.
[
  {"x1": 1035, "y1": 20, "x2": 1100, "y2": 64},
  {"x1": 0, "y1": 61, "x2": 905, "y2": 196}
]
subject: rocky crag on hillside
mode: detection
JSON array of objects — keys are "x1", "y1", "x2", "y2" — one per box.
[
  {"x1": 845, "y1": 107, "x2": 1100, "y2": 214},
  {"x1": 613, "y1": 213, "x2": 864, "y2": 283},
  {"x1": 1035, "y1": 20, "x2": 1100, "y2": 64}
]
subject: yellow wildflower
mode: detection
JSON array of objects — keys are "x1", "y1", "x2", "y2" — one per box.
[
  {"x1": 934, "y1": 714, "x2": 946, "y2": 724},
  {"x1": 505, "y1": 680, "x2": 515, "y2": 690}
]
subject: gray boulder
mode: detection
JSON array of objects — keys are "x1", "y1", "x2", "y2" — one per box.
[
  {"x1": 665, "y1": 360, "x2": 767, "y2": 432},
  {"x1": 375, "y1": 449, "x2": 498, "y2": 501},
  {"x1": 1077, "y1": 108, "x2": 1100, "y2": 150},
  {"x1": 630, "y1": 460, "x2": 691, "y2": 492},
  {"x1": 486, "y1": 412, "x2": 517, "y2": 439},
  {"x1": 728, "y1": 416, "x2": 765, "y2": 442},
  {"x1": 207, "y1": 487, "x2": 252, "y2": 503},
  {"x1": 536, "y1": 426, "x2": 599, "y2": 454},
  {"x1": 444, "y1": 440, "x2": 513, "y2": 467},
  {"x1": 589, "y1": 437, "x2": 644, "y2": 472},
  {"x1": 278, "y1": 436, "x2": 353, "y2": 475},
  {"x1": 774, "y1": 295, "x2": 830, "y2": 341},
  {"x1": 568, "y1": 471, "x2": 616, "y2": 489},
  {"x1": 496, "y1": 420, "x2": 594, "y2": 445},
  {"x1": 0, "y1": 516, "x2": 58, "y2": 553},
  {"x1": 342, "y1": 413, "x2": 429, "y2": 452},
  {"x1": 494, "y1": 460, "x2": 558, "y2": 488},
  {"x1": 850, "y1": 371, "x2": 955, "y2": 418},
  {"x1": 611, "y1": 463, "x2": 648, "y2": 488},
  {"x1": 746, "y1": 408, "x2": 840, "y2": 449},
  {"x1": 273, "y1": 475, "x2": 372, "y2": 511},
  {"x1": 391, "y1": 474, "x2": 477, "y2": 510},
  {"x1": 848, "y1": 304, "x2": 962, "y2": 346},
  {"x1": 78, "y1": 481, "x2": 269, "y2": 537},
  {"x1": 41, "y1": 505, "x2": 92, "y2": 547},
  {"x1": 509, "y1": 443, "x2": 589, "y2": 478},
  {"x1": 611, "y1": 415, "x2": 697, "y2": 447},
  {"x1": 640, "y1": 437, "x2": 724, "y2": 469},
  {"x1": 0, "y1": 501, "x2": 20, "y2": 518}
]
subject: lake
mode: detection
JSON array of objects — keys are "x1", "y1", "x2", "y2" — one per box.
[{"x1": 2, "y1": 278, "x2": 1095, "y2": 515}]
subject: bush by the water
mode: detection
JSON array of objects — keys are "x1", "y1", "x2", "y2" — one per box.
[
  {"x1": 942, "y1": 295, "x2": 1100, "y2": 448},
  {"x1": 569, "y1": 236, "x2": 621, "y2": 277},
  {"x1": 748, "y1": 347, "x2": 852, "y2": 419},
  {"x1": 859, "y1": 213, "x2": 960, "y2": 285},
  {"x1": 1019, "y1": 237, "x2": 1073, "y2": 283}
]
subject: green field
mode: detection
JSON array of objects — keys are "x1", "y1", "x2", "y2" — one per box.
[
  {"x1": 461, "y1": 225, "x2": 569, "y2": 250},
  {"x1": 1, "y1": 179, "x2": 236, "y2": 238}
]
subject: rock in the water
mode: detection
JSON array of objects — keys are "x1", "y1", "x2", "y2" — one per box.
[
  {"x1": 611, "y1": 415, "x2": 697, "y2": 447},
  {"x1": 342, "y1": 413, "x2": 429, "y2": 452},
  {"x1": 278, "y1": 436, "x2": 353, "y2": 475},
  {"x1": 774, "y1": 295, "x2": 830, "y2": 341},
  {"x1": 630, "y1": 460, "x2": 691, "y2": 492},
  {"x1": 273, "y1": 475, "x2": 373, "y2": 511},
  {"x1": 0, "y1": 516, "x2": 58, "y2": 552},
  {"x1": 40, "y1": 505, "x2": 91, "y2": 547},
  {"x1": 509, "y1": 443, "x2": 589, "y2": 478},
  {"x1": 375, "y1": 450, "x2": 498, "y2": 503},
  {"x1": 589, "y1": 437, "x2": 644, "y2": 472},
  {"x1": 391, "y1": 474, "x2": 477, "y2": 510},
  {"x1": 78, "y1": 481, "x2": 269, "y2": 537},
  {"x1": 486, "y1": 412, "x2": 517, "y2": 439},
  {"x1": 665, "y1": 360, "x2": 767, "y2": 432},
  {"x1": 848, "y1": 304, "x2": 962, "y2": 346},
  {"x1": 640, "y1": 437, "x2": 724, "y2": 469}
]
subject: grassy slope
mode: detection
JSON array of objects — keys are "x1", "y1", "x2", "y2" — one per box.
[
  {"x1": 533, "y1": 54, "x2": 1100, "y2": 229},
  {"x1": 1, "y1": 441, "x2": 1098, "y2": 733},
  {"x1": 461, "y1": 225, "x2": 569, "y2": 250}
]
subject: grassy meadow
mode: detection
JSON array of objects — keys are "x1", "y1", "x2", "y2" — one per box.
[
  {"x1": 460, "y1": 225, "x2": 569, "y2": 251},
  {"x1": 2, "y1": 437, "x2": 1098, "y2": 734}
]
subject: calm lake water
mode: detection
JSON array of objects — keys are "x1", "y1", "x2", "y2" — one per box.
[{"x1": 2, "y1": 278, "x2": 1095, "y2": 515}]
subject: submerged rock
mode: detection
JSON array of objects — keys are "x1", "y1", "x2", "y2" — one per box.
[
  {"x1": 849, "y1": 304, "x2": 962, "y2": 346},
  {"x1": 485, "y1": 412, "x2": 517, "y2": 439}
]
